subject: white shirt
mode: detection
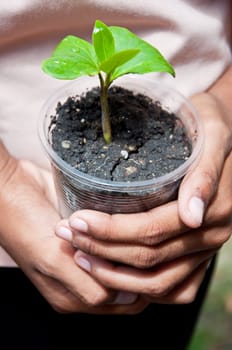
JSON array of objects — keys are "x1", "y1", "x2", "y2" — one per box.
[{"x1": 0, "y1": 0, "x2": 231, "y2": 266}]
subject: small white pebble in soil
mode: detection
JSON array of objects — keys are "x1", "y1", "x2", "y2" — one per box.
[
  {"x1": 120, "y1": 150, "x2": 129, "y2": 159},
  {"x1": 125, "y1": 166, "x2": 137, "y2": 176},
  {"x1": 80, "y1": 118, "x2": 85, "y2": 123},
  {"x1": 169, "y1": 134, "x2": 173, "y2": 140},
  {"x1": 82, "y1": 137, "x2": 87, "y2": 144},
  {"x1": 61, "y1": 140, "x2": 71, "y2": 149},
  {"x1": 128, "y1": 145, "x2": 137, "y2": 151}
]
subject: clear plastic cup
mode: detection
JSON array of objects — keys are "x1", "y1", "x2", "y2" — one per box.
[{"x1": 38, "y1": 75, "x2": 203, "y2": 218}]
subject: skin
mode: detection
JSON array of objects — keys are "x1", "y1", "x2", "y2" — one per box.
[{"x1": 0, "y1": 66, "x2": 232, "y2": 314}]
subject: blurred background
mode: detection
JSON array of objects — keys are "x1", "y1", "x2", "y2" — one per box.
[{"x1": 189, "y1": 237, "x2": 232, "y2": 350}]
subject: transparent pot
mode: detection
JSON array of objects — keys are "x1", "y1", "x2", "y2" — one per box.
[{"x1": 38, "y1": 75, "x2": 203, "y2": 218}]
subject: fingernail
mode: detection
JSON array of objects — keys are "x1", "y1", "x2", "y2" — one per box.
[
  {"x1": 188, "y1": 196, "x2": 204, "y2": 226},
  {"x1": 56, "y1": 226, "x2": 72, "y2": 241},
  {"x1": 112, "y1": 292, "x2": 138, "y2": 305},
  {"x1": 69, "y1": 218, "x2": 88, "y2": 233},
  {"x1": 75, "y1": 256, "x2": 91, "y2": 272}
]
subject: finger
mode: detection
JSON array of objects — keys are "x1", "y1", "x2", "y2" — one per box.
[
  {"x1": 74, "y1": 249, "x2": 216, "y2": 296},
  {"x1": 22, "y1": 240, "x2": 113, "y2": 308},
  {"x1": 34, "y1": 238, "x2": 141, "y2": 308},
  {"x1": 32, "y1": 269, "x2": 145, "y2": 314},
  {"x1": 66, "y1": 202, "x2": 188, "y2": 246},
  {"x1": 70, "y1": 224, "x2": 230, "y2": 268},
  {"x1": 55, "y1": 254, "x2": 137, "y2": 306},
  {"x1": 22, "y1": 234, "x2": 140, "y2": 312},
  {"x1": 30, "y1": 268, "x2": 89, "y2": 313},
  {"x1": 146, "y1": 261, "x2": 209, "y2": 304},
  {"x1": 31, "y1": 267, "x2": 140, "y2": 313},
  {"x1": 55, "y1": 219, "x2": 72, "y2": 241},
  {"x1": 178, "y1": 94, "x2": 231, "y2": 228}
]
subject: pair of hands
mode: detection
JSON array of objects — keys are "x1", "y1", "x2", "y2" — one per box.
[
  {"x1": 0, "y1": 91, "x2": 231, "y2": 315},
  {"x1": 55, "y1": 92, "x2": 232, "y2": 308}
]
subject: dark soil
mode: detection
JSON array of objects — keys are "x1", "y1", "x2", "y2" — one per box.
[{"x1": 51, "y1": 86, "x2": 191, "y2": 182}]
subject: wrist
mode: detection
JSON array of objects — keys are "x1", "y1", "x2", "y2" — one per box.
[
  {"x1": 0, "y1": 141, "x2": 17, "y2": 186},
  {"x1": 208, "y1": 65, "x2": 232, "y2": 113}
]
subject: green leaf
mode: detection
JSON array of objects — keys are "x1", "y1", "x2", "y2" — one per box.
[
  {"x1": 42, "y1": 35, "x2": 99, "y2": 80},
  {"x1": 42, "y1": 57, "x2": 99, "y2": 80},
  {"x1": 93, "y1": 20, "x2": 115, "y2": 64},
  {"x1": 100, "y1": 49, "x2": 140, "y2": 76},
  {"x1": 108, "y1": 26, "x2": 175, "y2": 81}
]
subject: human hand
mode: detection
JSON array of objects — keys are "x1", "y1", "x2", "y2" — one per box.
[
  {"x1": 55, "y1": 92, "x2": 232, "y2": 304},
  {"x1": 0, "y1": 145, "x2": 144, "y2": 314}
]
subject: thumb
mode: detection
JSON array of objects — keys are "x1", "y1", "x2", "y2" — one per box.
[{"x1": 178, "y1": 94, "x2": 229, "y2": 228}]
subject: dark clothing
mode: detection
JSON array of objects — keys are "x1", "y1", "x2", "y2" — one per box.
[{"x1": 0, "y1": 257, "x2": 216, "y2": 350}]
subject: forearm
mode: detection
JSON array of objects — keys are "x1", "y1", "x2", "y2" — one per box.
[
  {"x1": 208, "y1": 64, "x2": 232, "y2": 113},
  {"x1": 0, "y1": 141, "x2": 17, "y2": 183},
  {"x1": 200, "y1": 64, "x2": 232, "y2": 158}
]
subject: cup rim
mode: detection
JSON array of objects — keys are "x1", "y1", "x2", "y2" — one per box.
[{"x1": 38, "y1": 75, "x2": 204, "y2": 193}]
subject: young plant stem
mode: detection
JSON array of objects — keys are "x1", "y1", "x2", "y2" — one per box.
[{"x1": 98, "y1": 73, "x2": 112, "y2": 144}]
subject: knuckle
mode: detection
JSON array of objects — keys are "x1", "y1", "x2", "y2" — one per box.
[
  {"x1": 51, "y1": 303, "x2": 70, "y2": 314},
  {"x1": 82, "y1": 290, "x2": 110, "y2": 307},
  {"x1": 134, "y1": 247, "x2": 157, "y2": 269},
  {"x1": 201, "y1": 169, "x2": 219, "y2": 196},
  {"x1": 36, "y1": 251, "x2": 58, "y2": 278},
  {"x1": 104, "y1": 215, "x2": 116, "y2": 240},
  {"x1": 140, "y1": 214, "x2": 165, "y2": 245},
  {"x1": 224, "y1": 200, "x2": 232, "y2": 219},
  {"x1": 74, "y1": 233, "x2": 100, "y2": 256},
  {"x1": 211, "y1": 229, "x2": 231, "y2": 248},
  {"x1": 178, "y1": 293, "x2": 196, "y2": 304},
  {"x1": 219, "y1": 198, "x2": 232, "y2": 221},
  {"x1": 95, "y1": 213, "x2": 115, "y2": 241},
  {"x1": 176, "y1": 288, "x2": 198, "y2": 304},
  {"x1": 211, "y1": 197, "x2": 232, "y2": 224},
  {"x1": 81, "y1": 237, "x2": 98, "y2": 256},
  {"x1": 94, "y1": 213, "x2": 117, "y2": 241},
  {"x1": 145, "y1": 281, "x2": 169, "y2": 298},
  {"x1": 50, "y1": 290, "x2": 110, "y2": 311},
  {"x1": 49, "y1": 297, "x2": 74, "y2": 314}
]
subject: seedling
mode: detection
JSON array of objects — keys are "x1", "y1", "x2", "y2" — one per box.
[{"x1": 42, "y1": 20, "x2": 175, "y2": 144}]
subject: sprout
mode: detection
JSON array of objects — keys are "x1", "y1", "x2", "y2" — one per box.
[{"x1": 42, "y1": 20, "x2": 175, "y2": 144}]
